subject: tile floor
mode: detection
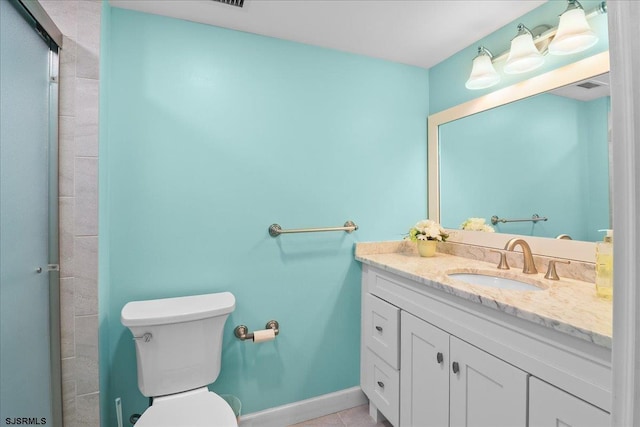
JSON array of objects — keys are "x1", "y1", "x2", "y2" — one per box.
[{"x1": 288, "y1": 404, "x2": 392, "y2": 427}]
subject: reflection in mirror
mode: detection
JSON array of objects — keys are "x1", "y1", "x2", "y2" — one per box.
[
  {"x1": 428, "y1": 52, "x2": 611, "y2": 247},
  {"x1": 439, "y1": 72, "x2": 610, "y2": 242}
]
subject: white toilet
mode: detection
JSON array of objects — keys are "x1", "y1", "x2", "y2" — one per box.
[{"x1": 121, "y1": 292, "x2": 238, "y2": 427}]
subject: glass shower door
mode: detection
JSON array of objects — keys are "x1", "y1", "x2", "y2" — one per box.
[{"x1": 1, "y1": 0, "x2": 57, "y2": 423}]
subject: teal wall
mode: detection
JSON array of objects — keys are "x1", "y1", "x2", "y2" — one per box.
[
  {"x1": 429, "y1": 0, "x2": 609, "y2": 113},
  {"x1": 439, "y1": 93, "x2": 610, "y2": 241},
  {"x1": 101, "y1": 7, "x2": 429, "y2": 424},
  {"x1": 584, "y1": 96, "x2": 611, "y2": 241}
]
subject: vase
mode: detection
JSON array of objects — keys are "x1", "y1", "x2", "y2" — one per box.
[{"x1": 417, "y1": 240, "x2": 437, "y2": 257}]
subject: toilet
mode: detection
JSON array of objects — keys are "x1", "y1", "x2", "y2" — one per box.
[{"x1": 121, "y1": 292, "x2": 238, "y2": 427}]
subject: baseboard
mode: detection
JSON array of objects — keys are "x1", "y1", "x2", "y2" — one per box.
[{"x1": 239, "y1": 386, "x2": 367, "y2": 427}]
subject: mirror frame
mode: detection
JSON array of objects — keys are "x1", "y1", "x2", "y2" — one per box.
[{"x1": 428, "y1": 51, "x2": 610, "y2": 262}]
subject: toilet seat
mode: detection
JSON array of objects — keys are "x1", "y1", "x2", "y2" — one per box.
[{"x1": 135, "y1": 387, "x2": 238, "y2": 427}]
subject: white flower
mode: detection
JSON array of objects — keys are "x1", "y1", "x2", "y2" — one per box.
[
  {"x1": 408, "y1": 219, "x2": 449, "y2": 242},
  {"x1": 460, "y1": 217, "x2": 495, "y2": 232}
]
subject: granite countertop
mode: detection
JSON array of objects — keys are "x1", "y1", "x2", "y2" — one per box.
[{"x1": 355, "y1": 241, "x2": 613, "y2": 348}]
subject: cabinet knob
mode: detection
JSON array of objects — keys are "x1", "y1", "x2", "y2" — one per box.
[
  {"x1": 375, "y1": 326, "x2": 383, "y2": 332},
  {"x1": 377, "y1": 381, "x2": 385, "y2": 389},
  {"x1": 436, "y1": 352, "x2": 443, "y2": 364},
  {"x1": 452, "y1": 361, "x2": 460, "y2": 374}
]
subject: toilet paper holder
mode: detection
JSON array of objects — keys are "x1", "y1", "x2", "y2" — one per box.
[{"x1": 234, "y1": 320, "x2": 279, "y2": 342}]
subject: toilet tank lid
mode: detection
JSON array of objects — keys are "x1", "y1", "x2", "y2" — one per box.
[{"x1": 121, "y1": 292, "x2": 235, "y2": 327}]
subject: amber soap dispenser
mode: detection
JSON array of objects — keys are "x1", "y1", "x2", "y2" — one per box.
[{"x1": 595, "y1": 229, "x2": 613, "y2": 300}]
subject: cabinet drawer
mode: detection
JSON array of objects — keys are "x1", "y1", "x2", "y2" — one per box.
[
  {"x1": 529, "y1": 377, "x2": 610, "y2": 427},
  {"x1": 363, "y1": 348, "x2": 399, "y2": 427},
  {"x1": 364, "y1": 293, "x2": 400, "y2": 369}
]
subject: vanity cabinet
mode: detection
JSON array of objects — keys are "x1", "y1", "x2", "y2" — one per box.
[
  {"x1": 359, "y1": 264, "x2": 612, "y2": 427},
  {"x1": 400, "y1": 311, "x2": 527, "y2": 427}
]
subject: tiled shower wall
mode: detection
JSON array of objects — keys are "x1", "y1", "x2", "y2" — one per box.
[{"x1": 39, "y1": 1, "x2": 101, "y2": 425}]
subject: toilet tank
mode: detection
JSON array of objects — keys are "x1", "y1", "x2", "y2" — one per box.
[{"x1": 121, "y1": 292, "x2": 235, "y2": 397}]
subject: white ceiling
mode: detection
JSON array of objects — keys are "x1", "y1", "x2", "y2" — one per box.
[
  {"x1": 109, "y1": 0, "x2": 547, "y2": 70},
  {"x1": 550, "y1": 72, "x2": 610, "y2": 101}
]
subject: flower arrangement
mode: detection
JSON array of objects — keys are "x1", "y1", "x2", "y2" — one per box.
[
  {"x1": 407, "y1": 219, "x2": 449, "y2": 242},
  {"x1": 460, "y1": 217, "x2": 495, "y2": 232}
]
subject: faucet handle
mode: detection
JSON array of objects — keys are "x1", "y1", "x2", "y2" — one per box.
[
  {"x1": 544, "y1": 259, "x2": 571, "y2": 280},
  {"x1": 490, "y1": 249, "x2": 510, "y2": 270}
]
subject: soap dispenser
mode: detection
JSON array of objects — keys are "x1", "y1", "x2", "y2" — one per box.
[{"x1": 595, "y1": 229, "x2": 613, "y2": 300}]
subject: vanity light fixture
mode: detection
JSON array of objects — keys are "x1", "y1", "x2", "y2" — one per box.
[
  {"x1": 464, "y1": 1, "x2": 607, "y2": 90},
  {"x1": 504, "y1": 24, "x2": 546, "y2": 74},
  {"x1": 548, "y1": 0, "x2": 599, "y2": 55},
  {"x1": 465, "y1": 46, "x2": 501, "y2": 90}
]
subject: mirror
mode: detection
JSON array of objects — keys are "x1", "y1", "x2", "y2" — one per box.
[
  {"x1": 440, "y1": 72, "x2": 610, "y2": 241},
  {"x1": 428, "y1": 52, "x2": 610, "y2": 244}
]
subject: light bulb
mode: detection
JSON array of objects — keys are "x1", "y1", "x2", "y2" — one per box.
[
  {"x1": 549, "y1": 1, "x2": 598, "y2": 55},
  {"x1": 504, "y1": 24, "x2": 545, "y2": 74},
  {"x1": 465, "y1": 47, "x2": 500, "y2": 90}
]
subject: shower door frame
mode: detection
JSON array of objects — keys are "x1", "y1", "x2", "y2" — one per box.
[{"x1": 47, "y1": 44, "x2": 63, "y2": 427}]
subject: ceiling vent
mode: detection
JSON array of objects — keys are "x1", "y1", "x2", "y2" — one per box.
[
  {"x1": 577, "y1": 81, "x2": 601, "y2": 89},
  {"x1": 212, "y1": 0, "x2": 244, "y2": 7}
]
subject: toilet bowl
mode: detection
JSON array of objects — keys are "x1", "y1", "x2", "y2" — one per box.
[
  {"x1": 121, "y1": 292, "x2": 237, "y2": 427},
  {"x1": 134, "y1": 387, "x2": 237, "y2": 427}
]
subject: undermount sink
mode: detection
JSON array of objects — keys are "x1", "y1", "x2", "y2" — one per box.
[{"x1": 448, "y1": 273, "x2": 543, "y2": 291}]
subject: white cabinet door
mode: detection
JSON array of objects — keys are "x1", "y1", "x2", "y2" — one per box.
[
  {"x1": 449, "y1": 337, "x2": 528, "y2": 427},
  {"x1": 400, "y1": 312, "x2": 449, "y2": 427},
  {"x1": 529, "y1": 377, "x2": 610, "y2": 427}
]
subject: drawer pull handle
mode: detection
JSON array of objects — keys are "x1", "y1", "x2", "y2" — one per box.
[
  {"x1": 452, "y1": 361, "x2": 460, "y2": 374},
  {"x1": 377, "y1": 381, "x2": 385, "y2": 389},
  {"x1": 436, "y1": 352, "x2": 443, "y2": 364},
  {"x1": 375, "y1": 326, "x2": 383, "y2": 332}
]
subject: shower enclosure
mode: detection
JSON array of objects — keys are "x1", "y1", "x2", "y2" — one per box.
[{"x1": 1, "y1": 0, "x2": 62, "y2": 424}]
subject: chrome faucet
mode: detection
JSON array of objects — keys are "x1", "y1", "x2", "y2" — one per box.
[{"x1": 504, "y1": 238, "x2": 538, "y2": 274}]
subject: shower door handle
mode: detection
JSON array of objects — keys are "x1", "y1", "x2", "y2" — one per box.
[{"x1": 35, "y1": 264, "x2": 60, "y2": 274}]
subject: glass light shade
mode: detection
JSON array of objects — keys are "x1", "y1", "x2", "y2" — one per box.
[
  {"x1": 548, "y1": 7, "x2": 598, "y2": 55},
  {"x1": 465, "y1": 51, "x2": 500, "y2": 90},
  {"x1": 504, "y1": 31, "x2": 545, "y2": 74}
]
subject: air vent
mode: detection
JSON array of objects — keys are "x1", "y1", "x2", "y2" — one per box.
[
  {"x1": 577, "y1": 82, "x2": 601, "y2": 89},
  {"x1": 212, "y1": 0, "x2": 244, "y2": 7}
]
